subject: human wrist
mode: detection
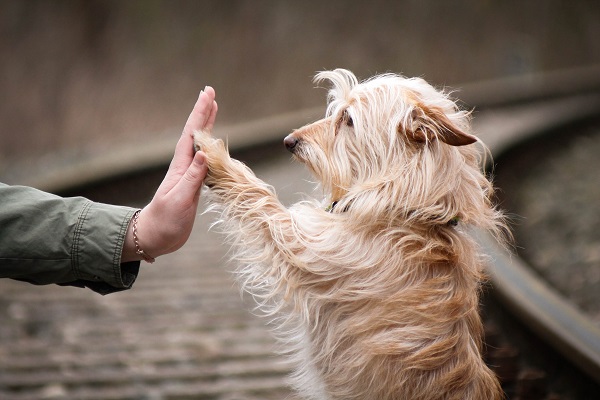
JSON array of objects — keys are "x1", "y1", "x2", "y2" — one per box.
[
  {"x1": 131, "y1": 210, "x2": 156, "y2": 263},
  {"x1": 122, "y1": 208, "x2": 158, "y2": 263}
]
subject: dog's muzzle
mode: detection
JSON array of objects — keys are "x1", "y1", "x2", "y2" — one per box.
[{"x1": 284, "y1": 135, "x2": 299, "y2": 153}]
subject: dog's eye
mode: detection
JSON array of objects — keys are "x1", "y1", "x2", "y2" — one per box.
[{"x1": 342, "y1": 110, "x2": 353, "y2": 127}]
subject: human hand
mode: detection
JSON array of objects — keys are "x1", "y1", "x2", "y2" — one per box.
[{"x1": 122, "y1": 86, "x2": 218, "y2": 262}]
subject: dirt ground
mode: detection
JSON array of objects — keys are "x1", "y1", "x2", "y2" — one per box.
[{"x1": 1, "y1": 0, "x2": 599, "y2": 182}]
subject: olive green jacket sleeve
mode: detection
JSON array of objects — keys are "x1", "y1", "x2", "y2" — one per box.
[{"x1": 0, "y1": 183, "x2": 141, "y2": 295}]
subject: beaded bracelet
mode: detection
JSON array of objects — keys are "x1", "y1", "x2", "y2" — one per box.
[{"x1": 132, "y1": 210, "x2": 156, "y2": 263}]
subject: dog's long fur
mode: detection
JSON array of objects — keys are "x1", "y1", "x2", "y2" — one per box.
[{"x1": 195, "y1": 69, "x2": 506, "y2": 400}]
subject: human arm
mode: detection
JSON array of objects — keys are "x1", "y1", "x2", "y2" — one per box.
[
  {"x1": 0, "y1": 183, "x2": 140, "y2": 294},
  {"x1": 0, "y1": 87, "x2": 218, "y2": 294}
]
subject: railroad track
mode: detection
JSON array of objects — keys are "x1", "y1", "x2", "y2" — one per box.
[{"x1": 1, "y1": 66, "x2": 600, "y2": 399}]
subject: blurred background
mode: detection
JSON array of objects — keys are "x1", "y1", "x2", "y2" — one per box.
[{"x1": 1, "y1": 0, "x2": 599, "y2": 180}]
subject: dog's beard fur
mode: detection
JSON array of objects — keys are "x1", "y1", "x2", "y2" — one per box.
[{"x1": 195, "y1": 69, "x2": 507, "y2": 400}]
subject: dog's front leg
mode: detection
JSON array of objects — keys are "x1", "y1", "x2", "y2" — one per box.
[
  {"x1": 195, "y1": 130, "x2": 332, "y2": 399},
  {"x1": 193, "y1": 129, "x2": 302, "y2": 265}
]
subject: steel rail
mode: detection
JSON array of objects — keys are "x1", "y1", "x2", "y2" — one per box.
[{"x1": 472, "y1": 92, "x2": 600, "y2": 384}]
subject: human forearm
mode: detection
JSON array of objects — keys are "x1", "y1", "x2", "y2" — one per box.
[{"x1": 0, "y1": 183, "x2": 140, "y2": 292}]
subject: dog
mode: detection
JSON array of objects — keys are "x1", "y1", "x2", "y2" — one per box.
[{"x1": 194, "y1": 69, "x2": 507, "y2": 400}]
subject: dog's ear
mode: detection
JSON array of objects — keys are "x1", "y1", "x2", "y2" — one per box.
[{"x1": 408, "y1": 105, "x2": 477, "y2": 147}]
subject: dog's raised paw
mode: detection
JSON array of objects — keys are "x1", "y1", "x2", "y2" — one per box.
[{"x1": 192, "y1": 129, "x2": 210, "y2": 153}]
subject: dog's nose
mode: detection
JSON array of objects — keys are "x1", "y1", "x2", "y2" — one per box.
[{"x1": 284, "y1": 135, "x2": 299, "y2": 152}]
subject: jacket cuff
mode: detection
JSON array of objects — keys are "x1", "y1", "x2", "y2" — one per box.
[{"x1": 71, "y1": 202, "x2": 140, "y2": 291}]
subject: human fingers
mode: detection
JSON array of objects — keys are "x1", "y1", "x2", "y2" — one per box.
[
  {"x1": 204, "y1": 100, "x2": 218, "y2": 132},
  {"x1": 161, "y1": 88, "x2": 216, "y2": 192},
  {"x1": 173, "y1": 150, "x2": 208, "y2": 204},
  {"x1": 183, "y1": 87, "x2": 216, "y2": 137},
  {"x1": 174, "y1": 88, "x2": 214, "y2": 163},
  {"x1": 175, "y1": 88, "x2": 216, "y2": 164}
]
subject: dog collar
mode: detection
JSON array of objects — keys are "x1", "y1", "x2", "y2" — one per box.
[
  {"x1": 325, "y1": 201, "x2": 339, "y2": 213},
  {"x1": 448, "y1": 216, "x2": 460, "y2": 226},
  {"x1": 327, "y1": 200, "x2": 460, "y2": 226}
]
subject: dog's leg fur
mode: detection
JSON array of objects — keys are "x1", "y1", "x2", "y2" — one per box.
[
  {"x1": 194, "y1": 129, "x2": 331, "y2": 398},
  {"x1": 193, "y1": 130, "x2": 301, "y2": 266}
]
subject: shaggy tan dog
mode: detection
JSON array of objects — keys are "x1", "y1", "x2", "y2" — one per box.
[{"x1": 194, "y1": 69, "x2": 506, "y2": 400}]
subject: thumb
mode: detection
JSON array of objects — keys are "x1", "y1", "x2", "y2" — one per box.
[{"x1": 176, "y1": 151, "x2": 208, "y2": 200}]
